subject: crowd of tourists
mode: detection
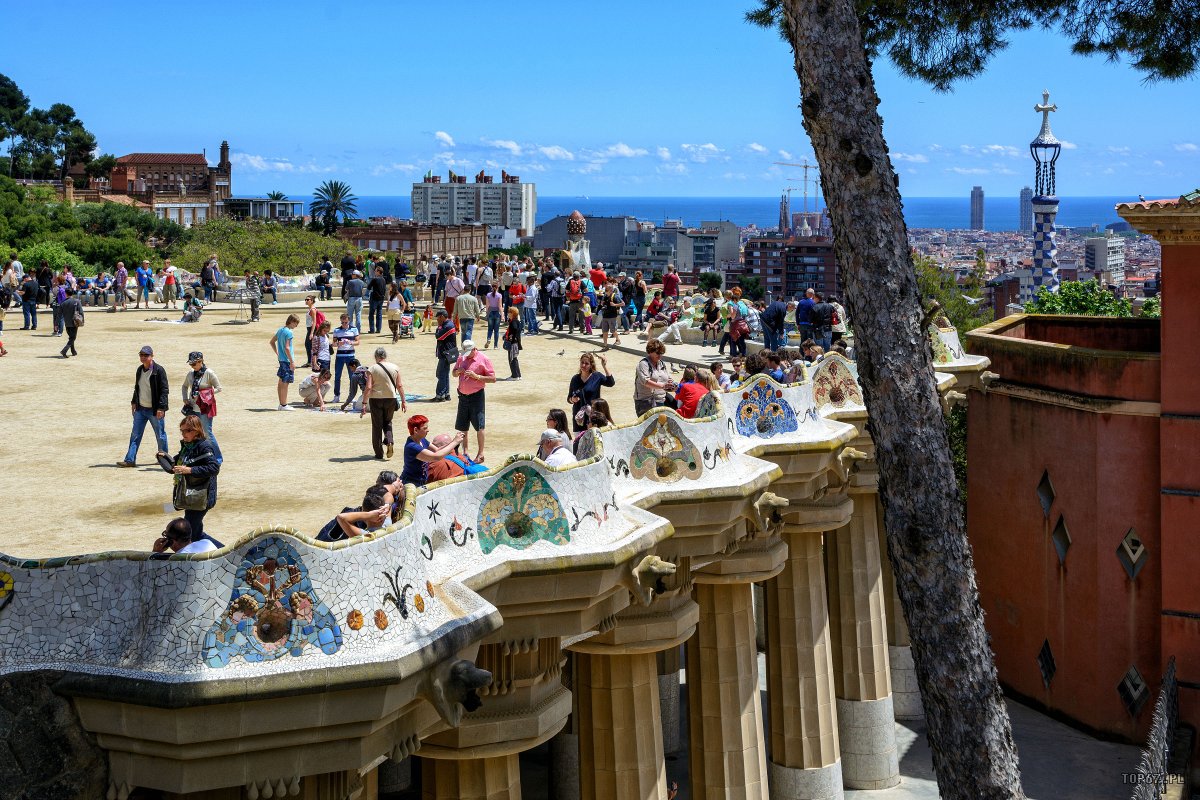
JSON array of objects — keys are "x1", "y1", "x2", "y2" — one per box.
[{"x1": 6, "y1": 245, "x2": 855, "y2": 554}]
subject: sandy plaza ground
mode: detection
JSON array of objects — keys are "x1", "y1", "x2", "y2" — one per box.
[{"x1": 0, "y1": 297, "x2": 660, "y2": 558}]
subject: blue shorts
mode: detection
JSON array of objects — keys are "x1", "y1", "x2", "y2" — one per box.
[{"x1": 277, "y1": 361, "x2": 294, "y2": 383}]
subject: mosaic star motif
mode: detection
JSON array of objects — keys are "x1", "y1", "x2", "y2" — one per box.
[
  {"x1": 203, "y1": 537, "x2": 342, "y2": 668},
  {"x1": 477, "y1": 466, "x2": 571, "y2": 555},
  {"x1": 629, "y1": 414, "x2": 703, "y2": 483},
  {"x1": 734, "y1": 378, "x2": 798, "y2": 438}
]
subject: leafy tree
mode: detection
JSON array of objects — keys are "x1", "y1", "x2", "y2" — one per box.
[
  {"x1": 171, "y1": 217, "x2": 340, "y2": 276},
  {"x1": 487, "y1": 244, "x2": 532, "y2": 259},
  {"x1": 0, "y1": 74, "x2": 29, "y2": 176},
  {"x1": 310, "y1": 180, "x2": 358, "y2": 234},
  {"x1": 737, "y1": 274, "x2": 764, "y2": 300},
  {"x1": 19, "y1": 239, "x2": 87, "y2": 274},
  {"x1": 84, "y1": 153, "x2": 117, "y2": 181},
  {"x1": 1140, "y1": 295, "x2": 1161, "y2": 318},
  {"x1": 747, "y1": 1, "x2": 1200, "y2": 796},
  {"x1": 266, "y1": 191, "x2": 288, "y2": 201},
  {"x1": 698, "y1": 271, "x2": 724, "y2": 292},
  {"x1": 913, "y1": 253, "x2": 990, "y2": 333},
  {"x1": 1025, "y1": 279, "x2": 1132, "y2": 316}
]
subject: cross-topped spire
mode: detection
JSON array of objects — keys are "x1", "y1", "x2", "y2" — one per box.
[{"x1": 1032, "y1": 89, "x2": 1059, "y2": 145}]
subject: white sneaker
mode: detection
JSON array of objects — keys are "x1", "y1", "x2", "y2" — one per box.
[
  {"x1": 332, "y1": 395, "x2": 341, "y2": 402},
  {"x1": 278, "y1": 404, "x2": 293, "y2": 411}
]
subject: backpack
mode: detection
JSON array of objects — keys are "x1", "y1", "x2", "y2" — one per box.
[
  {"x1": 566, "y1": 279, "x2": 582, "y2": 302},
  {"x1": 831, "y1": 306, "x2": 841, "y2": 326}
]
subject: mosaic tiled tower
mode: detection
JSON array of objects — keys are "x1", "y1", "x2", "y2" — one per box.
[{"x1": 1029, "y1": 90, "x2": 1062, "y2": 298}]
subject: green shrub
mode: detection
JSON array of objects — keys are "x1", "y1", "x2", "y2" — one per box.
[{"x1": 18, "y1": 240, "x2": 87, "y2": 275}]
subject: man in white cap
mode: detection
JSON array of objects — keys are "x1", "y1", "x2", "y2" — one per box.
[
  {"x1": 451, "y1": 339, "x2": 495, "y2": 464},
  {"x1": 539, "y1": 429, "x2": 576, "y2": 467}
]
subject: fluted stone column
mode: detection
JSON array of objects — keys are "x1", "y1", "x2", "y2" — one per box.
[
  {"x1": 687, "y1": 580, "x2": 769, "y2": 800},
  {"x1": 765, "y1": 523, "x2": 843, "y2": 800},
  {"x1": 575, "y1": 650, "x2": 668, "y2": 800},
  {"x1": 421, "y1": 754, "x2": 521, "y2": 800},
  {"x1": 825, "y1": 491, "x2": 900, "y2": 790}
]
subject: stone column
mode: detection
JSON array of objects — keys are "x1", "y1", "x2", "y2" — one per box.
[
  {"x1": 421, "y1": 754, "x2": 521, "y2": 800},
  {"x1": 765, "y1": 523, "x2": 843, "y2": 800},
  {"x1": 878, "y1": 497, "x2": 923, "y2": 721},
  {"x1": 825, "y1": 491, "x2": 900, "y2": 790},
  {"x1": 657, "y1": 646, "x2": 682, "y2": 755},
  {"x1": 687, "y1": 580, "x2": 769, "y2": 800},
  {"x1": 574, "y1": 650, "x2": 668, "y2": 800}
]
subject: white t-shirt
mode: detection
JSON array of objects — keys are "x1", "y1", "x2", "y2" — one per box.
[
  {"x1": 544, "y1": 446, "x2": 576, "y2": 467},
  {"x1": 523, "y1": 285, "x2": 539, "y2": 308},
  {"x1": 178, "y1": 538, "x2": 217, "y2": 554},
  {"x1": 299, "y1": 374, "x2": 330, "y2": 402}
]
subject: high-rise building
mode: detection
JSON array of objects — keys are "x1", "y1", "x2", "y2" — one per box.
[
  {"x1": 411, "y1": 170, "x2": 536, "y2": 233},
  {"x1": 743, "y1": 232, "x2": 840, "y2": 299},
  {"x1": 1019, "y1": 186, "x2": 1034, "y2": 232},
  {"x1": 970, "y1": 186, "x2": 985, "y2": 230},
  {"x1": 1084, "y1": 231, "x2": 1126, "y2": 288}
]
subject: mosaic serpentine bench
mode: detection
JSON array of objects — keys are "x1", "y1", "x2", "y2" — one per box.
[{"x1": 0, "y1": 335, "x2": 988, "y2": 799}]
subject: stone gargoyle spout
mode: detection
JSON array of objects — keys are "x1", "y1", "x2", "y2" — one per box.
[
  {"x1": 421, "y1": 658, "x2": 493, "y2": 727},
  {"x1": 620, "y1": 554, "x2": 677, "y2": 606}
]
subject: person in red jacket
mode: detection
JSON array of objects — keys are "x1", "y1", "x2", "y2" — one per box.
[
  {"x1": 589, "y1": 262, "x2": 608, "y2": 291},
  {"x1": 661, "y1": 264, "x2": 680, "y2": 298},
  {"x1": 673, "y1": 367, "x2": 711, "y2": 419}
]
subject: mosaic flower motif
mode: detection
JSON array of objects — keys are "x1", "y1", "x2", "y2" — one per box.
[
  {"x1": 347, "y1": 609, "x2": 364, "y2": 630},
  {"x1": 630, "y1": 414, "x2": 703, "y2": 483},
  {"x1": 812, "y1": 355, "x2": 863, "y2": 410},
  {"x1": 928, "y1": 323, "x2": 966, "y2": 364},
  {"x1": 374, "y1": 609, "x2": 389, "y2": 630},
  {"x1": 734, "y1": 378, "x2": 798, "y2": 438},
  {"x1": 477, "y1": 465, "x2": 571, "y2": 555},
  {"x1": 695, "y1": 391, "x2": 722, "y2": 420},
  {"x1": 203, "y1": 537, "x2": 342, "y2": 669},
  {"x1": 0, "y1": 570, "x2": 12, "y2": 612}
]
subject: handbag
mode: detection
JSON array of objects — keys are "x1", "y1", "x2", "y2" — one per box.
[
  {"x1": 382, "y1": 364, "x2": 403, "y2": 410},
  {"x1": 197, "y1": 387, "x2": 217, "y2": 417},
  {"x1": 73, "y1": 307, "x2": 84, "y2": 327},
  {"x1": 172, "y1": 476, "x2": 210, "y2": 511},
  {"x1": 441, "y1": 346, "x2": 459, "y2": 365}
]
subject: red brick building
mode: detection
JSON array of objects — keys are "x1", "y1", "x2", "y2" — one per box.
[
  {"x1": 336, "y1": 223, "x2": 488, "y2": 262},
  {"x1": 742, "y1": 233, "x2": 840, "y2": 299}
]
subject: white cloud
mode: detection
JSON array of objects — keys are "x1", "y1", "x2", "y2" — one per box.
[
  {"x1": 598, "y1": 142, "x2": 648, "y2": 158},
  {"x1": 538, "y1": 145, "x2": 574, "y2": 161},
  {"x1": 1176, "y1": 143, "x2": 1199, "y2": 152},
  {"x1": 370, "y1": 162, "x2": 417, "y2": 176},
  {"x1": 484, "y1": 139, "x2": 522, "y2": 156},
  {"x1": 748, "y1": 142, "x2": 768, "y2": 154},
  {"x1": 890, "y1": 152, "x2": 929, "y2": 163},
  {"x1": 1153, "y1": 160, "x2": 1165, "y2": 167},
  {"x1": 1106, "y1": 145, "x2": 1131, "y2": 155},
  {"x1": 574, "y1": 162, "x2": 603, "y2": 174},
  {"x1": 1059, "y1": 140, "x2": 1077, "y2": 150},
  {"x1": 657, "y1": 163, "x2": 688, "y2": 175},
  {"x1": 434, "y1": 151, "x2": 469, "y2": 168},
  {"x1": 435, "y1": 131, "x2": 455, "y2": 147},
  {"x1": 657, "y1": 146, "x2": 672, "y2": 161},
  {"x1": 778, "y1": 149, "x2": 793, "y2": 160},
  {"x1": 231, "y1": 153, "x2": 337, "y2": 174},
  {"x1": 947, "y1": 166, "x2": 989, "y2": 175},
  {"x1": 681, "y1": 142, "x2": 724, "y2": 163},
  {"x1": 722, "y1": 172, "x2": 748, "y2": 181},
  {"x1": 981, "y1": 144, "x2": 1021, "y2": 158}
]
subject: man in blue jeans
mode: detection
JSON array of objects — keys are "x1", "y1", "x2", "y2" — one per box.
[
  {"x1": 119, "y1": 345, "x2": 170, "y2": 467},
  {"x1": 19, "y1": 273, "x2": 38, "y2": 329},
  {"x1": 344, "y1": 270, "x2": 365, "y2": 331}
]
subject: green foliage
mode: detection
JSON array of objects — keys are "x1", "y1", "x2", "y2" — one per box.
[
  {"x1": 310, "y1": 180, "x2": 358, "y2": 234},
  {"x1": 48, "y1": 229, "x2": 150, "y2": 274},
  {"x1": 488, "y1": 244, "x2": 532, "y2": 259},
  {"x1": 266, "y1": 191, "x2": 288, "y2": 201},
  {"x1": 72, "y1": 202, "x2": 186, "y2": 249},
  {"x1": 913, "y1": 253, "x2": 990, "y2": 332},
  {"x1": 737, "y1": 274, "x2": 765, "y2": 300},
  {"x1": 746, "y1": 0, "x2": 1200, "y2": 90},
  {"x1": 1139, "y1": 296, "x2": 1161, "y2": 318},
  {"x1": 170, "y1": 217, "x2": 338, "y2": 275},
  {"x1": 1025, "y1": 279, "x2": 1132, "y2": 317},
  {"x1": 19, "y1": 239, "x2": 87, "y2": 275},
  {"x1": 698, "y1": 271, "x2": 724, "y2": 292},
  {"x1": 85, "y1": 153, "x2": 117, "y2": 180}
]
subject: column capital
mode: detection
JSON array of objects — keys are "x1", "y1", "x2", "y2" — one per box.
[
  {"x1": 568, "y1": 592, "x2": 699, "y2": 656},
  {"x1": 1117, "y1": 192, "x2": 1200, "y2": 245},
  {"x1": 694, "y1": 537, "x2": 787, "y2": 584},
  {"x1": 781, "y1": 494, "x2": 854, "y2": 534}
]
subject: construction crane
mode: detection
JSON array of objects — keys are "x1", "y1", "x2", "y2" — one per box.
[{"x1": 774, "y1": 160, "x2": 821, "y2": 213}]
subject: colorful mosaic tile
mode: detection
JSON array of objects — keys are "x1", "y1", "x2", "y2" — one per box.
[
  {"x1": 695, "y1": 391, "x2": 722, "y2": 420},
  {"x1": 202, "y1": 537, "x2": 342, "y2": 669},
  {"x1": 813, "y1": 355, "x2": 863, "y2": 410},
  {"x1": 574, "y1": 429, "x2": 598, "y2": 461},
  {"x1": 734, "y1": 378, "x2": 799, "y2": 438},
  {"x1": 0, "y1": 570, "x2": 12, "y2": 613},
  {"x1": 929, "y1": 322, "x2": 966, "y2": 364},
  {"x1": 630, "y1": 414, "x2": 703, "y2": 483},
  {"x1": 477, "y1": 466, "x2": 571, "y2": 555}
]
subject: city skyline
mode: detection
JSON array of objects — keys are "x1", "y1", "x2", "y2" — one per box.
[{"x1": 6, "y1": 1, "x2": 1196, "y2": 198}]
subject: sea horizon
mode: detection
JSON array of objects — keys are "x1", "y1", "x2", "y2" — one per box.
[{"x1": 279, "y1": 194, "x2": 1147, "y2": 232}]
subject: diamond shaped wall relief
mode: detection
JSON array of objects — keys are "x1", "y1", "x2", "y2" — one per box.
[
  {"x1": 1051, "y1": 515, "x2": 1071, "y2": 564},
  {"x1": 1037, "y1": 639, "x2": 1056, "y2": 687},
  {"x1": 1117, "y1": 665, "x2": 1148, "y2": 717},
  {"x1": 1116, "y1": 528, "x2": 1147, "y2": 580},
  {"x1": 1036, "y1": 470, "x2": 1055, "y2": 517}
]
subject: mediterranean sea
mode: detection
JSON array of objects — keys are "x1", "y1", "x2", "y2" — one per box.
[{"x1": 289, "y1": 195, "x2": 1139, "y2": 232}]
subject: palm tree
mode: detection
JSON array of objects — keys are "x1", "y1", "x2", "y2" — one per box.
[
  {"x1": 310, "y1": 180, "x2": 358, "y2": 234},
  {"x1": 266, "y1": 190, "x2": 288, "y2": 201}
]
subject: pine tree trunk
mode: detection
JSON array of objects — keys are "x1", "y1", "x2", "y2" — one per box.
[{"x1": 779, "y1": 1, "x2": 1025, "y2": 797}]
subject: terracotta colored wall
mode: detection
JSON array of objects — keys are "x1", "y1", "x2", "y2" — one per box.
[{"x1": 967, "y1": 391, "x2": 1161, "y2": 742}]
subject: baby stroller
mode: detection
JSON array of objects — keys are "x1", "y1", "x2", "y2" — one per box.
[{"x1": 398, "y1": 312, "x2": 415, "y2": 339}]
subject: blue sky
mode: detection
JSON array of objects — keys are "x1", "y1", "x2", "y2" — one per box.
[{"x1": 7, "y1": 0, "x2": 1196, "y2": 197}]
